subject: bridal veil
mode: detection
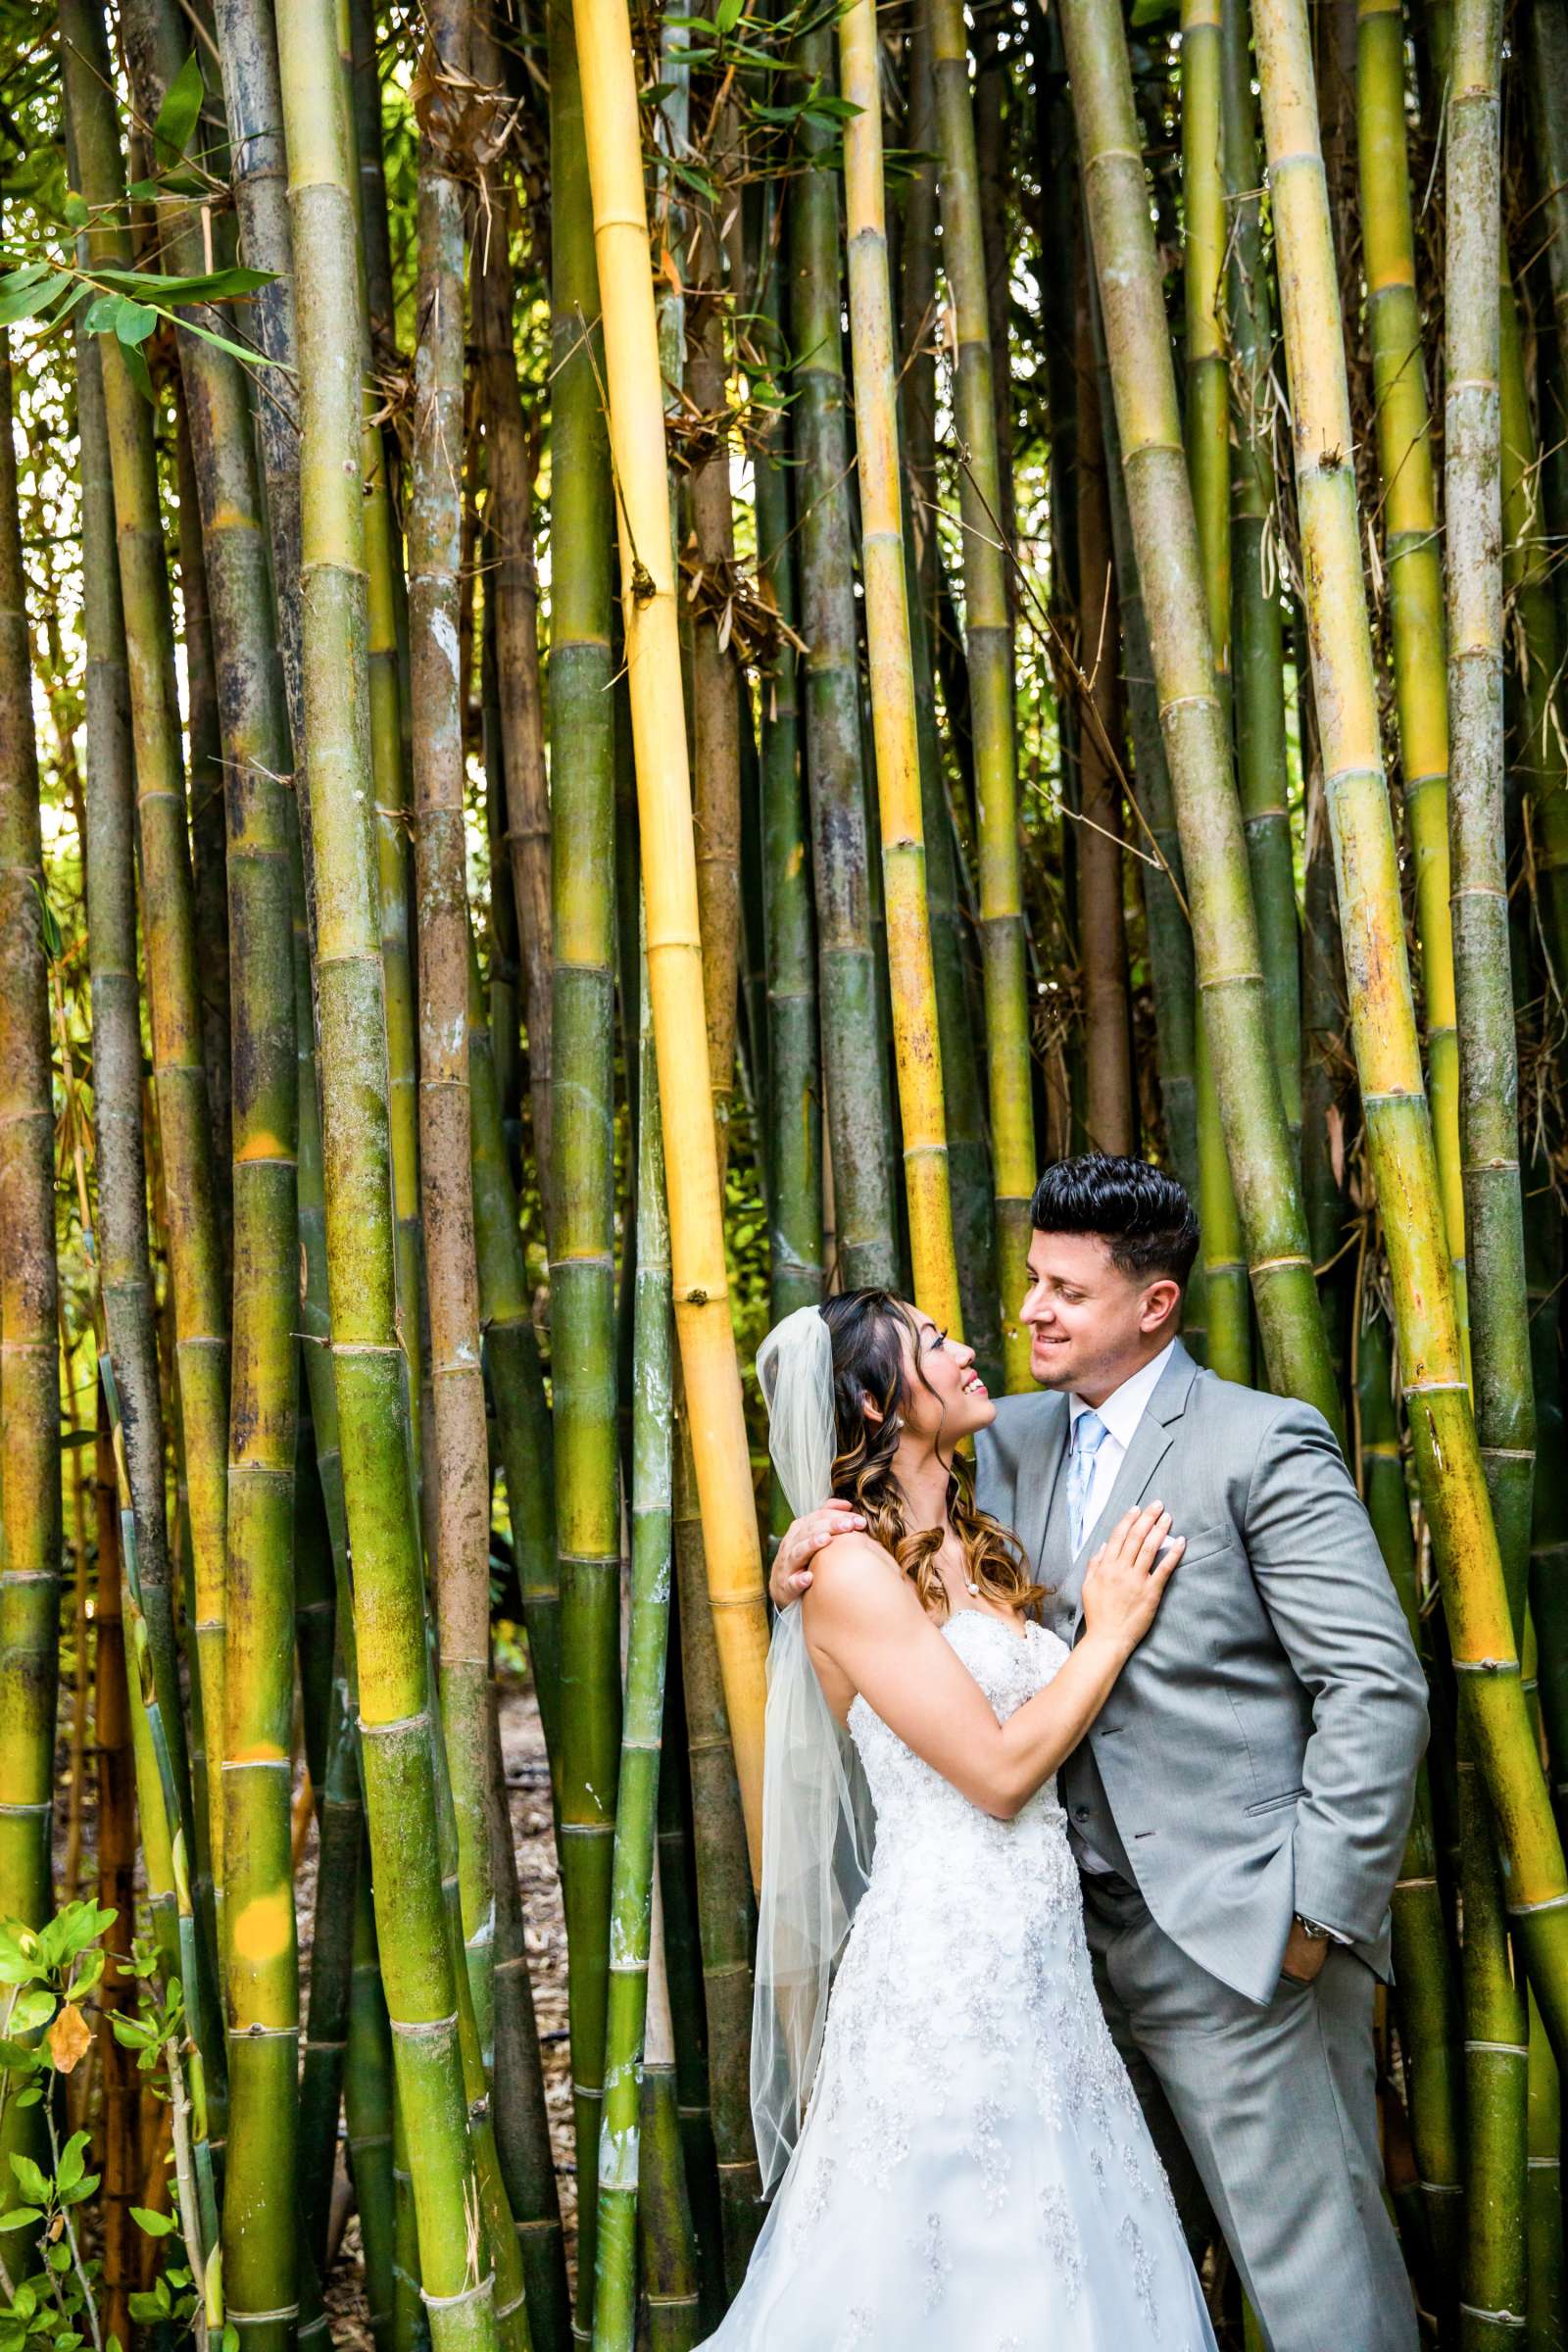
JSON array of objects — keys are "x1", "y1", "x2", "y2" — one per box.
[{"x1": 750, "y1": 1305, "x2": 876, "y2": 2192}]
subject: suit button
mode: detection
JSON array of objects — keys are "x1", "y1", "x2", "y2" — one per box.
[{"x1": 1074, "y1": 1806, "x2": 1090, "y2": 1820}]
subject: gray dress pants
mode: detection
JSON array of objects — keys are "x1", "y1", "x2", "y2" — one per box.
[{"x1": 1081, "y1": 1871, "x2": 1418, "y2": 2352}]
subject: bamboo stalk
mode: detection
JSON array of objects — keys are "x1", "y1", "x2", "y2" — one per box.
[
  {"x1": 1060, "y1": 0, "x2": 1337, "y2": 1424},
  {"x1": 1446, "y1": 0, "x2": 1533, "y2": 1608},
  {"x1": 68, "y1": 0, "x2": 233, "y2": 1963},
  {"x1": 932, "y1": 0, "x2": 1038, "y2": 1373},
  {"x1": 754, "y1": 188, "x2": 825, "y2": 1328},
  {"x1": 1355, "y1": 0, "x2": 1466, "y2": 1334},
  {"x1": 1091, "y1": 273, "x2": 1200, "y2": 1221},
  {"x1": 1180, "y1": 0, "x2": 1251, "y2": 1387},
  {"x1": 57, "y1": 18, "x2": 196, "y2": 1865},
  {"x1": 410, "y1": 0, "x2": 496, "y2": 2068},
  {"x1": 121, "y1": 14, "x2": 305, "y2": 2330},
  {"x1": 1073, "y1": 247, "x2": 1134, "y2": 1158},
  {"x1": 276, "y1": 9, "x2": 498, "y2": 2340},
  {"x1": 472, "y1": 8, "x2": 552, "y2": 1196},
  {"x1": 468, "y1": 944, "x2": 559, "y2": 1773},
  {"x1": 94, "y1": 1407, "x2": 137, "y2": 2352},
  {"x1": 571, "y1": 0, "x2": 771, "y2": 1870},
  {"x1": 485, "y1": 1697, "x2": 570, "y2": 2352},
  {"x1": 545, "y1": 0, "x2": 622, "y2": 2303},
  {"x1": 837, "y1": 0, "x2": 961, "y2": 1333},
  {"x1": 0, "y1": 343, "x2": 62, "y2": 2143},
  {"x1": 1251, "y1": 0, "x2": 1568, "y2": 2059},
  {"x1": 1497, "y1": 259, "x2": 1568, "y2": 1007},
  {"x1": 1221, "y1": 0, "x2": 1300, "y2": 1141},
  {"x1": 592, "y1": 935, "x2": 679, "y2": 2352},
  {"x1": 1357, "y1": 1307, "x2": 1465, "y2": 2299},
  {"x1": 672, "y1": 1436, "x2": 763, "y2": 2286},
  {"x1": 787, "y1": 15, "x2": 900, "y2": 1294}
]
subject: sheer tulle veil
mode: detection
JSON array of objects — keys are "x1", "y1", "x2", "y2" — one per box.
[{"x1": 750, "y1": 1305, "x2": 877, "y2": 2193}]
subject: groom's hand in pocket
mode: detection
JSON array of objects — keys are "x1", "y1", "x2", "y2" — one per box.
[
  {"x1": 769, "y1": 1507, "x2": 865, "y2": 1608},
  {"x1": 1279, "y1": 1919, "x2": 1330, "y2": 1985}
]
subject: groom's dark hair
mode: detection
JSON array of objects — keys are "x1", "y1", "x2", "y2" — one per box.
[{"x1": 1029, "y1": 1153, "x2": 1201, "y2": 1289}]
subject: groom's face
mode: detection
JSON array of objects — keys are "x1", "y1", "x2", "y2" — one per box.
[{"x1": 1019, "y1": 1230, "x2": 1174, "y2": 1399}]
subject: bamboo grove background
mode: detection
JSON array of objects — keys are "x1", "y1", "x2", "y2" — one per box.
[{"x1": 0, "y1": 0, "x2": 1566, "y2": 2344}]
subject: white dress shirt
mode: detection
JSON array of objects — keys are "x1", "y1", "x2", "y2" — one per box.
[{"x1": 1066, "y1": 1339, "x2": 1176, "y2": 1555}]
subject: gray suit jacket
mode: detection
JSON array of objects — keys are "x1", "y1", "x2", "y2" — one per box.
[{"x1": 975, "y1": 1341, "x2": 1429, "y2": 2004}]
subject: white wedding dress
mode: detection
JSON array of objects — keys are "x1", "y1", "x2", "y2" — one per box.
[{"x1": 701, "y1": 1610, "x2": 1220, "y2": 2349}]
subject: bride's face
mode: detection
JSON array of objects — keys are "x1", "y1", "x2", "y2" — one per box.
[{"x1": 894, "y1": 1307, "x2": 996, "y2": 1449}]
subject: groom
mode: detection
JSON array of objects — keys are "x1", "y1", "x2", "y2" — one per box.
[{"x1": 770, "y1": 1153, "x2": 1428, "y2": 2352}]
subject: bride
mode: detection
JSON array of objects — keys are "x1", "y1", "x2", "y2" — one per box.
[{"x1": 700, "y1": 1292, "x2": 1219, "y2": 2350}]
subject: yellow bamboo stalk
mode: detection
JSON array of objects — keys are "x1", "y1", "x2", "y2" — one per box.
[
  {"x1": 838, "y1": 0, "x2": 962, "y2": 1336},
  {"x1": 570, "y1": 0, "x2": 769, "y2": 1875}
]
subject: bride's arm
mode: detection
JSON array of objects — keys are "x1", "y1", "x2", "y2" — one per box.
[{"x1": 804, "y1": 1505, "x2": 1182, "y2": 1821}]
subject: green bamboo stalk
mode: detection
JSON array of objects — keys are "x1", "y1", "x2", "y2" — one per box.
[
  {"x1": 336, "y1": 0, "x2": 425, "y2": 1473},
  {"x1": 635, "y1": 1908, "x2": 701, "y2": 2352},
  {"x1": 1497, "y1": 259, "x2": 1568, "y2": 1004},
  {"x1": 592, "y1": 935, "x2": 679, "y2": 2352},
  {"x1": 1526, "y1": 1169, "x2": 1568, "y2": 1830},
  {"x1": 1250, "y1": 0, "x2": 1568, "y2": 2061},
  {"x1": 787, "y1": 16, "x2": 899, "y2": 1292},
  {"x1": 671, "y1": 1440, "x2": 763, "y2": 2290},
  {"x1": 655, "y1": 1643, "x2": 723, "y2": 2328},
  {"x1": 1061, "y1": 0, "x2": 1337, "y2": 1425},
  {"x1": 1526, "y1": 1992, "x2": 1564, "y2": 2349},
  {"x1": 1092, "y1": 276, "x2": 1200, "y2": 1218},
  {"x1": 276, "y1": 9, "x2": 498, "y2": 2343},
  {"x1": 931, "y1": 0, "x2": 1037, "y2": 1381},
  {"x1": 1181, "y1": 0, "x2": 1252, "y2": 1387},
  {"x1": 172, "y1": 389, "x2": 233, "y2": 1277},
  {"x1": 298, "y1": 1638, "x2": 362, "y2": 2269},
  {"x1": 754, "y1": 191, "x2": 825, "y2": 1328},
  {"x1": 546, "y1": 0, "x2": 621, "y2": 2313},
  {"x1": 57, "y1": 45, "x2": 194, "y2": 1866},
  {"x1": 902, "y1": 491, "x2": 1001, "y2": 1381},
  {"x1": 468, "y1": 946, "x2": 559, "y2": 1772},
  {"x1": 684, "y1": 47, "x2": 743, "y2": 1177},
  {"x1": 485, "y1": 1698, "x2": 571, "y2": 2352},
  {"x1": 471, "y1": 6, "x2": 552, "y2": 1194},
  {"x1": 1073, "y1": 254, "x2": 1135, "y2": 1159},
  {"x1": 346, "y1": 1861, "x2": 398, "y2": 2352},
  {"x1": 1221, "y1": 0, "x2": 1300, "y2": 1140},
  {"x1": 121, "y1": 14, "x2": 305, "y2": 2329},
  {"x1": 0, "y1": 343, "x2": 61, "y2": 2007},
  {"x1": 67, "y1": 0, "x2": 232, "y2": 1957},
  {"x1": 410, "y1": 0, "x2": 495, "y2": 2059},
  {"x1": 838, "y1": 0, "x2": 962, "y2": 1332},
  {"x1": 1355, "y1": 0, "x2": 1467, "y2": 1338},
  {"x1": 1357, "y1": 1307, "x2": 1464, "y2": 2294},
  {"x1": 1459, "y1": 1739, "x2": 1529, "y2": 2347},
  {"x1": 1446, "y1": 0, "x2": 1533, "y2": 1605}
]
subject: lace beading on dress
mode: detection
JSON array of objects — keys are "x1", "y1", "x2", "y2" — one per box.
[{"x1": 697, "y1": 1610, "x2": 1218, "y2": 2350}]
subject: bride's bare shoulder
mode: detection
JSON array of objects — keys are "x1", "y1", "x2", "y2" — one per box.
[{"x1": 804, "y1": 1532, "x2": 912, "y2": 1627}]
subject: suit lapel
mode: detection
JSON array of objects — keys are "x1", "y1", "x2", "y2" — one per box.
[
  {"x1": 1071, "y1": 1340, "x2": 1199, "y2": 1633},
  {"x1": 1015, "y1": 1394, "x2": 1070, "y2": 1588}
]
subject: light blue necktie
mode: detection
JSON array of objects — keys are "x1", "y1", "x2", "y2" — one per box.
[{"x1": 1066, "y1": 1407, "x2": 1110, "y2": 1557}]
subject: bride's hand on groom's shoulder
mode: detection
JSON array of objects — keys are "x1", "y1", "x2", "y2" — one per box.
[
  {"x1": 1079, "y1": 1503, "x2": 1184, "y2": 1662},
  {"x1": 769, "y1": 1505, "x2": 866, "y2": 1608}
]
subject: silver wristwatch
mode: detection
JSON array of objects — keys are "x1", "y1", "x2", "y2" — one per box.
[{"x1": 1295, "y1": 1913, "x2": 1351, "y2": 1946}]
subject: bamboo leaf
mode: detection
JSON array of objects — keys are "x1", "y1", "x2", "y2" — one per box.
[
  {"x1": 0, "y1": 265, "x2": 59, "y2": 329},
  {"x1": 128, "y1": 2208, "x2": 176, "y2": 2238},
  {"x1": 152, "y1": 52, "x2": 206, "y2": 167},
  {"x1": 82, "y1": 264, "x2": 275, "y2": 304},
  {"x1": 0, "y1": 2211, "x2": 40, "y2": 2233}
]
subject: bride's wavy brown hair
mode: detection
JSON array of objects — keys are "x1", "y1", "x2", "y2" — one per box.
[{"x1": 819, "y1": 1291, "x2": 1047, "y2": 1621}]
